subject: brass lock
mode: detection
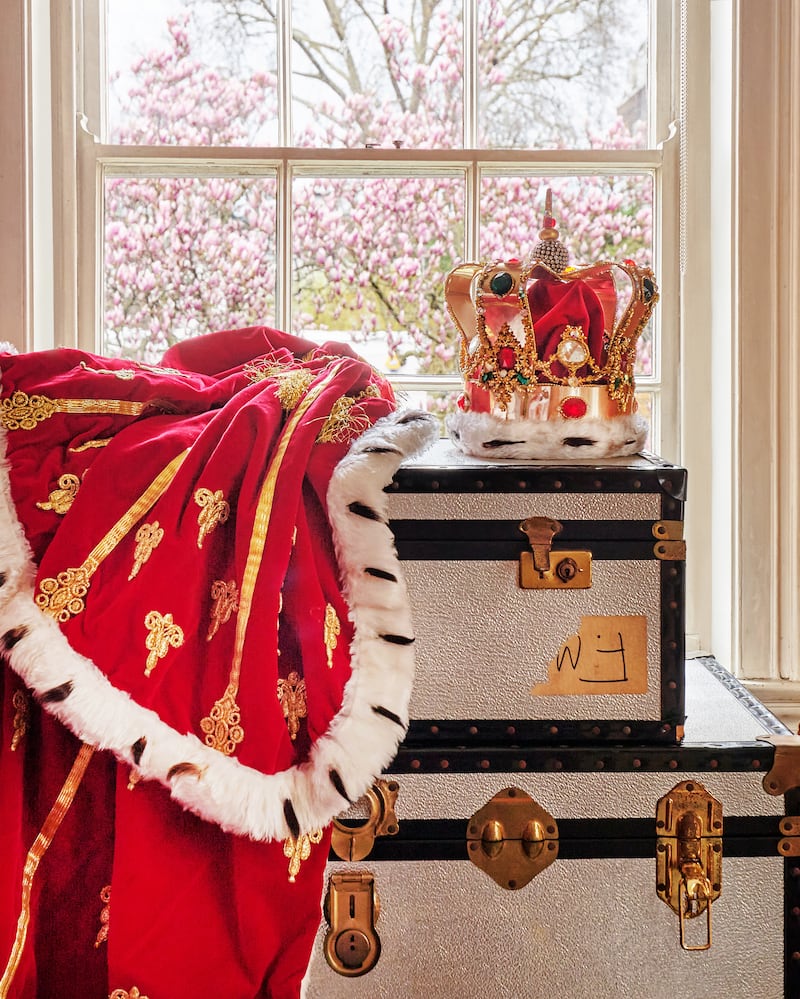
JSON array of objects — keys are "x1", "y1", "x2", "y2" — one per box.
[
  {"x1": 323, "y1": 871, "x2": 381, "y2": 977},
  {"x1": 519, "y1": 516, "x2": 591, "y2": 590},
  {"x1": 330, "y1": 778, "x2": 400, "y2": 862},
  {"x1": 467, "y1": 786, "x2": 559, "y2": 889},
  {"x1": 656, "y1": 780, "x2": 722, "y2": 951}
]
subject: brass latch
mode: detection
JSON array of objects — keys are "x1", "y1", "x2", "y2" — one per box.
[
  {"x1": 519, "y1": 517, "x2": 591, "y2": 590},
  {"x1": 330, "y1": 778, "x2": 400, "y2": 862},
  {"x1": 759, "y1": 734, "x2": 800, "y2": 795},
  {"x1": 652, "y1": 520, "x2": 686, "y2": 560},
  {"x1": 467, "y1": 786, "x2": 558, "y2": 889},
  {"x1": 656, "y1": 780, "x2": 722, "y2": 951},
  {"x1": 323, "y1": 871, "x2": 381, "y2": 977}
]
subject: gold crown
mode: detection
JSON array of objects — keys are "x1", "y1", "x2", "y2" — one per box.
[{"x1": 444, "y1": 191, "x2": 659, "y2": 459}]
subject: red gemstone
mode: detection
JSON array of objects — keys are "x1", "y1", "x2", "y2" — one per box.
[
  {"x1": 544, "y1": 216, "x2": 556, "y2": 228},
  {"x1": 497, "y1": 346, "x2": 517, "y2": 370},
  {"x1": 561, "y1": 396, "x2": 587, "y2": 419}
]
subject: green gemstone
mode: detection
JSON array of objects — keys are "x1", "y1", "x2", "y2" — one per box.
[{"x1": 489, "y1": 271, "x2": 514, "y2": 296}]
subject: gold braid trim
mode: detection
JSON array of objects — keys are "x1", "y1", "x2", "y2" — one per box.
[
  {"x1": 0, "y1": 744, "x2": 95, "y2": 998},
  {"x1": 109, "y1": 989, "x2": 149, "y2": 999},
  {"x1": 69, "y1": 439, "x2": 112, "y2": 452},
  {"x1": 35, "y1": 450, "x2": 190, "y2": 622},
  {"x1": 201, "y1": 364, "x2": 344, "y2": 755},
  {"x1": 0, "y1": 391, "x2": 145, "y2": 431}
]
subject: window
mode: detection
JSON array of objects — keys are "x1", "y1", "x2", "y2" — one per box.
[{"x1": 73, "y1": 0, "x2": 679, "y2": 454}]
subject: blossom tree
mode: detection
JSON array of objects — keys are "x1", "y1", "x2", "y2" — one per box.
[
  {"x1": 104, "y1": 16, "x2": 278, "y2": 360},
  {"x1": 105, "y1": 2, "x2": 652, "y2": 377}
]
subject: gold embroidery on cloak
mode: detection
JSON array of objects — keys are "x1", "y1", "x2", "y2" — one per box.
[
  {"x1": 316, "y1": 385, "x2": 380, "y2": 444},
  {"x1": 283, "y1": 828, "x2": 324, "y2": 883},
  {"x1": 206, "y1": 579, "x2": 239, "y2": 641},
  {"x1": 138, "y1": 360, "x2": 191, "y2": 378},
  {"x1": 10, "y1": 690, "x2": 30, "y2": 751},
  {"x1": 244, "y1": 360, "x2": 316, "y2": 409},
  {"x1": 144, "y1": 611, "x2": 184, "y2": 677},
  {"x1": 200, "y1": 365, "x2": 344, "y2": 756},
  {"x1": 0, "y1": 743, "x2": 95, "y2": 995},
  {"x1": 199, "y1": 684, "x2": 244, "y2": 757},
  {"x1": 36, "y1": 473, "x2": 81, "y2": 515},
  {"x1": 94, "y1": 885, "x2": 111, "y2": 948},
  {"x1": 109, "y1": 989, "x2": 149, "y2": 999},
  {"x1": 277, "y1": 671, "x2": 307, "y2": 741},
  {"x1": 0, "y1": 390, "x2": 145, "y2": 431},
  {"x1": 69, "y1": 438, "x2": 111, "y2": 452},
  {"x1": 272, "y1": 369, "x2": 316, "y2": 410},
  {"x1": 194, "y1": 488, "x2": 230, "y2": 549},
  {"x1": 36, "y1": 564, "x2": 96, "y2": 622},
  {"x1": 128, "y1": 521, "x2": 164, "y2": 580},
  {"x1": 324, "y1": 604, "x2": 340, "y2": 669},
  {"x1": 35, "y1": 450, "x2": 189, "y2": 621},
  {"x1": 80, "y1": 361, "x2": 136, "y2": 380}
]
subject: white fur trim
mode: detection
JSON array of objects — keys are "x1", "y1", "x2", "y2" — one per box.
[
  {"x1": 0, "y1": 410, "x2": 437, "y2": 842},
  {"x1": 446, "y1": 409, "x2": 647, "y2": 460}
]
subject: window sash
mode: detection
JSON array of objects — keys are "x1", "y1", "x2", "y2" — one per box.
[{"x1": 73, "y1": 0, "x2": 679, "y2": 456}]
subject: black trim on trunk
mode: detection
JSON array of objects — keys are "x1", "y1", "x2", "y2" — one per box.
[
  {"x1": 391, "y1": 740, "x2": 776, "y2": 774},
  {"x1": 330, "y1": 814, "x2": 782, "y2": 862}
]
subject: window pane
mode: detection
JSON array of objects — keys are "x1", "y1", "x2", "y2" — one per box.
[
  {"x1": 103, "y1": 174, "x2": 277, "y2": 361},
  {"x1": 291, "y1": 0, "x2": 464, "y2": 149},
  {"x1": 479, "y1": 172, "x2": 655, "y2": 377},
  {"x1": 107, "y1": 1, "x2": 278, "y2": 146},
  {"x1": 635, "y1": 390, "x2": 656, "y2": 450},
  {"x1": 478, "y1": 0, "x2": 650, "y2": 150},
  {"x1": 291, "y1": 173, "x2": 465, "y2": 372}
]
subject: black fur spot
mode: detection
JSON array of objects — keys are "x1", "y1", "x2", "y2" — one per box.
[
  {"x1": 563, "y1": 437, "x2": 596, "y2": 448},
  {"x1": 283, "y1": 799, "x2": 300, "y2": 839},
  {"x1": 132, "y1": 736, "x2": 147, "y2": 765},
  {"x1": 3, "y1": 626, "x2": 28, "y2": 650},
  {"x1": 363, "y1": 445, "x2": 401, "y2": 455},
  {"x1": 372, "y1": 705, "x2": 405, "y2": 728},
  {"x1": 397, "y1": 412, "x2": 429, "y2": 425},
  {"x1": 167, "y1": 762, "x2": 203, "y2": 781},
  {"x1": 379, "y1": 633, "x2": 415, "y2": 646},
  {"x1": 481, "y1": 439, "x2": 526, "y2": 449},
  {"x1": 365, "y1": 567, "x2": 398, "y2": 583},
  {"x1": 348, "y1": 501, "x2": 384, "y2": 522},
  {"x1": 329, "y1": 769, "x2": 351, "y2": 803},
  {"x1": 0, "y1": 572, "x2": 6, "y2": 587},
  {"x1": 40, "y1": 681, "x2": 74, "y2": 703}
]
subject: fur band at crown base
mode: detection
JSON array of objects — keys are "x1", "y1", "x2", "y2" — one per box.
[{"x1": 446, "y1": 410, "x2": 648, "y2": 461}]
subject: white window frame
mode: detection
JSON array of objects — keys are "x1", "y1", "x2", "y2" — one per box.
[
  {"x1": 7, "y1": 0, "x2": 800, "y2": 718},
  {"x1": 64, "y1": 0, "x2": 679, "y2": 460}
]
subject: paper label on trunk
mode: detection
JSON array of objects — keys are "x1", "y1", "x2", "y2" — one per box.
[{"x1": 532, "y1": 615, "x2": 648, "y2": 696}]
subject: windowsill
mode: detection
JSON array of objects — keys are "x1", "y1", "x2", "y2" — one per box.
[{"x1": 742, "y1": 680, "x2": 800, "y2": 734}]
